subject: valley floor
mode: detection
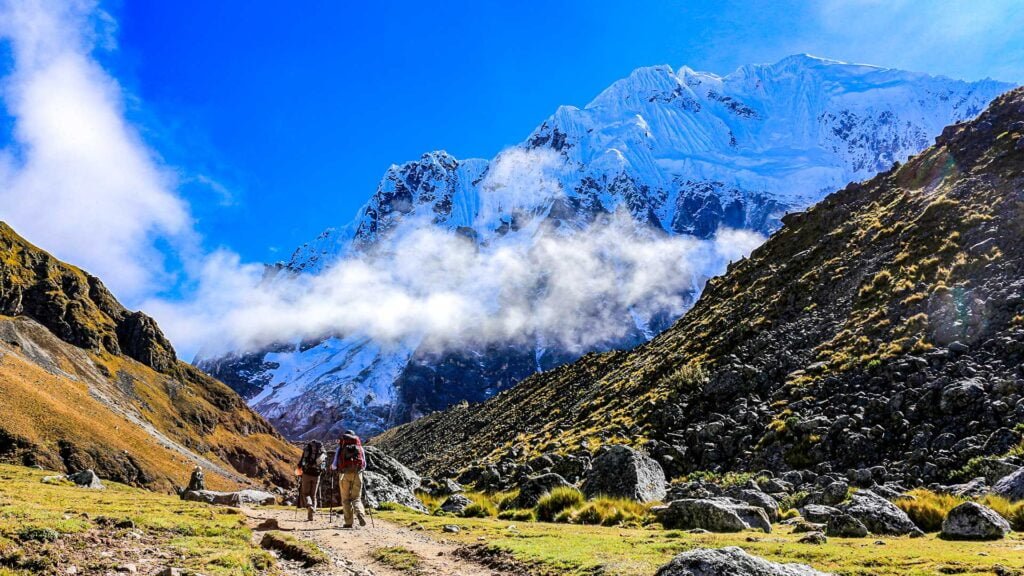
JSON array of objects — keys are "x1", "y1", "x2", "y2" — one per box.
[{"x1": 3, "y1": 464, "x2": 1024, "y2": 576}]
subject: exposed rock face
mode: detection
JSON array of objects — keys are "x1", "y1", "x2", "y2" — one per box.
[
  {"x1": 941, "y1": 502, "x2": 1012, "y2": 540},
  {"x1": 581, "y1": 445, "x2": 667, "y2": 502},
  {"x1": 993, "y1": 467, "x2": 1024, "y2": 501},
  {"x1": 514, "y1": 473, "x2": 573, "y2": 509},
  {"x1": 376, "y1": 88, "x2": 1024, "y2": 488},
  {"x1": 657, "y1": 499, "x2": 772, "y2": 533},
  {"x1": 363, "y1": 446, "x2": 421, "y2": 493},
  {"x1": 200, "y1": 58, "x2": 1011, "y2": 441},
  {"x1": 655, "y1": 547, "x2": 832, "y2": 576},
  {"x1": 361, "y1": 471, "x2": 427, "y2": 512},
  {"x1": 839, "y1": 491, "x2": 923, "y2": 537}
]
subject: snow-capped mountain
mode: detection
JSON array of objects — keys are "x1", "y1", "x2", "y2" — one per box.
[{"x1": 195, "y1": 54, "x2": 1012, "y2": 440}]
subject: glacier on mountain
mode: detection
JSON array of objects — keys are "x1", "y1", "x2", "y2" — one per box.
[{"x1": 195, "y1": 54, "x2": 1013, "y2": 440}]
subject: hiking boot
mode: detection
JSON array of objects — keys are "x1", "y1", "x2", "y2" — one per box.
[
  {"x1": 307, "y1": 508, "x2": 314, "y2": 522},
  {"x1": 341, "y1": 524, "x2": 353, "y2": 529},
  {"x1": 358, "y1": 516, "x2": 366, "y2": 527}
]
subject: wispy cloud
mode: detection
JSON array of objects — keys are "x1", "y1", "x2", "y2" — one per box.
[{"x1": 0, "y1": 0, "x2": 195, "y2": 299}]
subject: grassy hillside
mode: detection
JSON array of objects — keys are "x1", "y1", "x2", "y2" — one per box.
[
  {"x1": 376, "y1": 87, "x2": 1024, "y2": 483},
  {"x1": 0, "y1": 223, "x2": 298, "y2": 491}
]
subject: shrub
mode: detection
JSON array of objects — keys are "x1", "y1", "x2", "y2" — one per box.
[
  {"x1": 534, "y1": 487, "x2": 585, "y2": 522},
  {"x1": 16, "y1": 527, "x2": 59, "y2": 543},
  {"x1": 895, "y1": 489, "x2": 964, "y2": 532},
  {"x1": 461, "y1": 493, "x2": 497, "y2": 518}
]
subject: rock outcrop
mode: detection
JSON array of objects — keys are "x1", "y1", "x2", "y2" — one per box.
[{"x1": 581, "y1": 445, "x2": 667, "y2": 503}]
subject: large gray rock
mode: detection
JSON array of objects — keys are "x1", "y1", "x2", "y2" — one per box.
[
  {"x1": 655, "y1": 547, "x2": 832, "y2": 576},
  {"x1": 800, "y1": 504, "x2": 841, "y2": 524},
  {"x1": 839, "y1": 491, "x2": 923, "y2": 537},
  {"x1": 67, "y1": 469, "x2": 104, "y2": 489},
  {"x1": 362, "y1": 470, "x2": 427, "y2": 512},
  {"x1": 581, "y1": 445, "x2": 666, "y2": 502},
  {"x1": 514, "y1": 473, "x2": 573, "y2": 509},
  {"x1": 993, "y1": 467, "x2": 1024, "y2": 501},
  {"x1": 181, "y1": 489, "x2": 276, "y2": 506},
  {"x1": 657, "y1": 499, "x2": 771, "y2": 533},
  {"x1": 941, "y1": 502, "x2": 1011, "y2": 540},
  {"x1": 726, "y1": 488, "x2": 781, "y2": 521},
  {"x1": 364, "y1": 446, "x2": 421, "y2": 491}
]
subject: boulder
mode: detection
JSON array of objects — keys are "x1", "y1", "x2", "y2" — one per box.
[
  {"x1": 420, "y1": 477, "x2": 463, "y2": 497},
  {"x1": 800, "y1": 504, "x2": 841, "y2": 523},
  {"x1": 364, "y1": 446, "x2": 421, "y2": 491},
  {"x1": 439, "y1": 494, "x2": 473, "y2": 515},
  {"x1": 514, "y1": 473, "x2": 573, "y2": 509},
  {"x1": 993, "y1": 467, "x2": 1024, "y2": 501},
  {"x1": 839, "y1": 491, "x2": 923, "y2": 537},
  {"x1": 792, "y1": 521, "x2": 825, "y2": 533},
  {"x1": 181, "y1": 489, "x2": 276, "y2": 506},
  {"x1": 657, "y1": 499, "x2": 771, "y2": 533},
  {"x1": 581, "y1": 445, "x2": 666, "y2": 502},
  {"x1": 941, "y1": 502, "x2": 1011, "y2": 540},
  {"x1": 825, "y1": 514, "x2": 868, "y2": 538},
  {"x1": 814, "y1": 481, "x2": 849, "y2": 506},
  {"x1": 942, "y1": 477, "x2": 989, "y2": 499},
  {"x1": 362, "y1": 470, "x2": 427, "y2": 512},
  {"x1": 68, "y1": 469, "x2": 104, "y2": 489},
  {"x1": 655, "y1": 547, "x2": 832, "y2": 576}
]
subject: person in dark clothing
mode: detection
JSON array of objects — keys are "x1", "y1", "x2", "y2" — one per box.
[{"x1": 296, "y1": 440, "x2": 327, "y2": 521}]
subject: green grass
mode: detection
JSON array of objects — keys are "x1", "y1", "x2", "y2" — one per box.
[
  {"x1": 259, "y1": 531, "x2": 328, "y2": 567},
  {"x1": 535, "y1": 487, "x2": 585, "y2": 522},
  {"x1": 895, "y1": 489, "x2": 1024, "y2": 533},
  {"x1": 378, "y1": 507, "x2": 1024, "y2": 576},
  {"x1": 0, "y1": 464, "x2": 269, "y2": 575},
  {"x1": 370, "y1": 546, "x2": 423, "y2": 573}
]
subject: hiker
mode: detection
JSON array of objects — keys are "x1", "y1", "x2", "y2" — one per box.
[
  {"x1": 296, "y1": 440, "x2": 327, "y2": 521},
  {"x1": 187, "y1": 465, "x2": 205, "y2": 492},
  {"x1": 330, "y1": 430, "x2": 367, "y2": 528}
]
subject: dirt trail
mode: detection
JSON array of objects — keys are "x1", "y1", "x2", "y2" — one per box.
[{"x1": 245, "y1": 508, "x2": 512, "y2": 576}]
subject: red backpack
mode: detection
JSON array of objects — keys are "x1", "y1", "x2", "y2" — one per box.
[{"x1": 337, "y1": 434, "x2": 365, "y2": 472}]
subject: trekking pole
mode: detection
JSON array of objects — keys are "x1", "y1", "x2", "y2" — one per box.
[
  {"x1": 361, "y1": 480, "x2": 374, "y2": 529},
  {"x1": 328, "y1": 472, "x2": 335, "y2": 524}
]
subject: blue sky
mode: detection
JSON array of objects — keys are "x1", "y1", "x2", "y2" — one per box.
[
  {"x1": 0, "y1": 0, "x2": 1021, "y2": 332},
  {"x1": 103, "y1": 0, "x2": 1024, "y2": 263}
]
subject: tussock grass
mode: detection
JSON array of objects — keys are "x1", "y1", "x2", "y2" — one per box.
[
  {"x1": 896, "y1": 489, "x2": 965, "y2": 531},
  {"x1": 979, "y1": 495, "x2": 1024, "y2": 531},
  {"x1": 461, "y1": 493, "x2": 498, "y2": 518},
  {"x1": 561, "y1": 496, "x2": 651, "y2": 527},
  {"x1": 370, "y1": 546, "x2": 422, "y2": 573},
  {"x1": 534, "y1": 487, "x2": 585, "y2": 522}
]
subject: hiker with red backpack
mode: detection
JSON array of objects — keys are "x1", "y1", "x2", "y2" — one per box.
[
  {"x1": 296, "y1": 440, "x2": 327, "y2": 521},
  {"x1": 330, "y1": 430, "x2": 367, "y2": 528}
]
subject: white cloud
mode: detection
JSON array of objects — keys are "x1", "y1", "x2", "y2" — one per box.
[
  {"x1": 150, "y1": 214, "x2": 764, "y2": 359},
  {"x1": 0, "y1": 0, "x2": 193, "y2": 299}
]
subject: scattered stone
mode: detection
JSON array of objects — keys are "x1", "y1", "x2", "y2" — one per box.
[
  {"x1": 725, "y1": 488, "x2": 781, "y2": 521},
  {"x1": 116, "y1": 564, "x2": 137, "y2": 574},
  {"x1": 442, "y1": 524, "x2": 460, "y2": 533},
  {"x1": 800, "y1": 504, "x2": 841, "y2": 523},
  {"x1": 655, "y1": 546, "x2": 832, "y2": 576},
  {"x1": 792, "y1": 521, "x2": 825, "y2": 533},
  {"x1": 798, "y1": 531, "x2": 827, "y2": 545},
  {"x1": 156, "y1": 568, "x2": 182, "y2": 576},
  {"x1": 941, "y1": 502, "x2": 1011, "y2": 540},
  {"x1": 582, "y1": 445, "x2": 667, "y2": 502},
  {"x1": 254, "y1": 518, "x2": 281, "y2": 531}
]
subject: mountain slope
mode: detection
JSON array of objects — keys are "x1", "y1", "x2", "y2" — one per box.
[
  {"x1": 375, "y1": 87, "x2": 1024, "y2": 484},
  {"x1": 199, "y1": 55, "x2": 1013, "y2": 441},
  {"x1": 0, "y1": 222, "x2": 298, "y2": 491}
]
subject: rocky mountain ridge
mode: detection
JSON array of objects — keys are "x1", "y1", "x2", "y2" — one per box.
[
  {"x1": 197, "y1": 55, "x2": 1013, "y2": 440},
  {"x1": 374, "y1": 86, "x2": 1024, "y2": 488}
]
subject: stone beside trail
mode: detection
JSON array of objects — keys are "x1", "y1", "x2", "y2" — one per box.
[{"x1": 656, "y1": 547, "x2": 833, "y2": 576}]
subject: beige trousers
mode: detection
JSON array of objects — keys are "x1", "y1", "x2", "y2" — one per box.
[{"x1": 339, "y1": 470, "x2": 366, "y2": 526}]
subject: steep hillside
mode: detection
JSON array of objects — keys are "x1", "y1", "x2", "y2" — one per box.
[
  {"x1": 375, "y1": 87, "x2": 1024, "y2": 485},
  {"x1": 0, "y1": 222, "x2": 297, "y2": 491},
  {"x1": 199, "y1": 55, "x2": 1012, "y2": 441}
]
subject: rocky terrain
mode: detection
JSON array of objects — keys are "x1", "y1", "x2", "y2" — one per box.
[
  {"x1": 197, "y1": 55, "x2": 1012, "y2": 440},
  {"x1": 375, "y1": 86, "x2": 1024, "y2": 494},
  {"x1": 0, "y1": 222, "x2": 298, "y2": 491}
]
